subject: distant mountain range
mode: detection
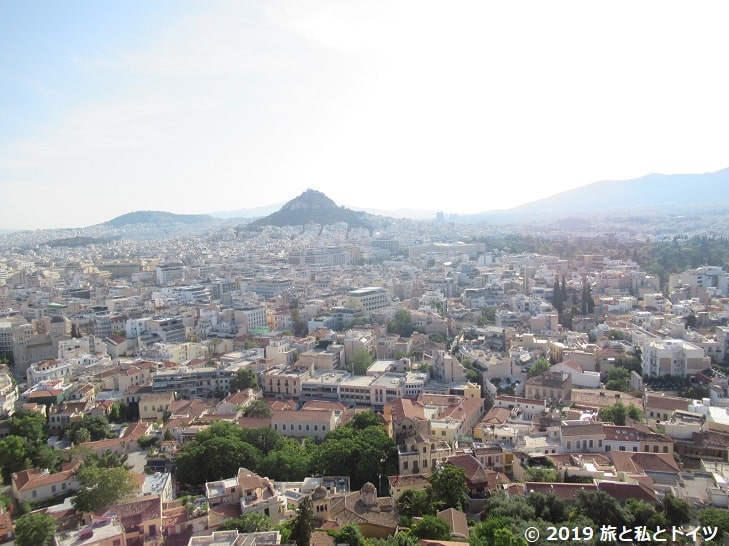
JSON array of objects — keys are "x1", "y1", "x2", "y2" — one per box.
[
  {"x1": 57, "y1": 166, "x2": 729, "y2": 233},
  {"x1": 105, "y1": 210, "x2": 214, "y2": 227},
  {"x1": 453, "y1": 167, "x2": 729, "y2": 222}
]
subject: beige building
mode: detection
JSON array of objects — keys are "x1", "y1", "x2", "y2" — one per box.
[
  {"x1": 397, "y1": 432, "x2": 453, "y2": 475},
  {"x1": 560, "y1": 422, "x2": 605, "y2": 453},
  {"x1": 526, "y1": 371, "x2": 571, "y2": 402},
  {"x1": 271, "y1": 409, "x2": 338, "y2": 441},
  {"x1": 139, "y1": 392, "x2": 175, "y2": 421}
]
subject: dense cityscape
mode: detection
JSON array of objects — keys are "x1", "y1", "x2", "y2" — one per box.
[{"x1": 1, "y1": 191, "x2": 729, "y2": 546}]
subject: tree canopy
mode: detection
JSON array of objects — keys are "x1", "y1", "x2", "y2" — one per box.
[
  {"x1": 72, "y1": 464, "x2": 135, "y2": 513},
  {"x1": 350, "y1": 348, "x2": 374, "y2": 375},
  {"x1": 230, "y1": 368, "x2": 259, "y2": 392},
  {"x1": 428, "y1": 464, "x2": 469, "y2": 510},
  {"x1": 388, "y1": 309, "x2": 415, "y2": 337},
  {"x1": 14, "y1": 511, "x2": 57, "y2": 546}
]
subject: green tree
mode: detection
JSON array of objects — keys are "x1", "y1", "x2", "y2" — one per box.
[
  {"x1": 14, "y1": 511, "x2": 57, "y2": 546},
  {"x1": 243, "y1": 400, "x2": 273, "y2": 418},
  {"x1": 605, "y1": 367, "x2": 630, "y2": 392},
  {"x1": 528, "y1": 357, "x2": 550, "y2": 378},
  {"x1": 598, "y1": 401, "x2": 628, "y2": 425},
  {"x1": 0, "y1": 435, "x2": 32, "y2": 483},
  {"x1": 65, "y1": 415, "x2": 111, "y2": 442},
  {"x1": 350, "y1": 348, "x2": 374, "y2": 375},
  {"x1": 525, "y1": 491, "x2": 567, "y2": 523},
  {"x1": 410, "y1": 515, "x2": 451, "y2": 540},
  {"x1": 175, "y1": 430, "x2": 262, "y2": 487},
  {"x1": 388, "y1": 309, "x2": 415, "y2": 337},
  {"x1": 85, "y1": 449, "x2": 132, "y2": 469},
  {"x1": 428, "y1": 464, "x2": 469, "y2": 510},
  {"x1": 217, "y1": 513, "x2": 273, "y2": 533},
  {"x1": 398, "y1": 488, "x2": 435, "y2": 519},
  {"x1": 662, "y1": 493, "x2": 691, "y2": 527},
  {"x1": 552, "y1": 278, "x2": 564, "y2": 317},
  {"x1": 290, "y1": 496, "x2": 315, "y2": 546},
  {"x1": 230, "y1": 368, "x2": 259, "y2": 392},
  {"x1": 698, "y1": 507, "x2": 729, "y2": 536},
  {"x1": 73, "y1": 427, "x2": 91, "y2": 444},
  {"x1": 575, "y1": 490, "x2": 632, "y2": 528},
  {"x1": 73, "y1": 464, "x2": 135, "y2": 513},
  {"x1": 258, "y1": 439, "x2": 312, "y2": 482},
  {"x1": 349, "y1": 411, "x2": 382, "y2": 430},
  {"x1": 9, "y1": 411, "x2": 47, "y2": 446},
  {"x1": 470, "y1": 516, "x2": 513, "y2": 546},
  {"x1": 314, "y1": 424, "x2": 398, "y2": 491},
  {"x1": 329, "y1": 523, "x2": 366, "y2": 546}
]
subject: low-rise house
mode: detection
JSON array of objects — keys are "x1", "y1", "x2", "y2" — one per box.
[
  {"x1": 270, "y1": 409, "x2": 337, "y2": 442},
  {"x1": 526, "y1": 371, "x2": 571, "y2": 402},
  {"x1": 48, "y1": 400, "x2": 90, "y2": 433},
  {"x1": 398, "y1": 432, "x2": 453, "y2": 476},
  {"x1": 446, "y1": 454, "x2": 508, "y2": 511},
  {"x1": 139, "y1": 392, "x2": 175, "y2": 421},
  {"x1": 644, "y1": 394, "x2": 690, "y2": 422},
  {"x1": 98, "y1": 495, "x2": 163, "y2": 546},
  {"x1": 12, "y1": 460, "x2": 82, "y2": 503},
  {"x1": 560, "y1": 422, "x2": 605, "y2": 453},
  {"x1": 550, "y1": 360, "x2": 601, "y2": 389},
  {"x1": 387, "y1": 474, "x2": 430, "y2": 502},
  {"x1": 493, "y1": 395, "x2": 546, "y2": 422}
]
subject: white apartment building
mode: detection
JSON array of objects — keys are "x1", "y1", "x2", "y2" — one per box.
[
  {"x1": 156, "y1": 263, "x2": 185, "y2": 285},
  {"x1": 641, "y1": 338, "x2": 710, "y2": 378},
  {"x1": 57, "y1": 335, "x2": 107, "y2": 360},
  {"x1": 234, "y1": 306, "x2": 267, "y2": 334},
  {"x1": 27, "y1": 359, "x2": 74, "y2": 386},
  {"x1": 670, "y1": 266, "x2": 729, "y2": 296},
  {"x1": 346, "y1": 287, "x2": 391, "y2": 313},
  {"x1": 126, "y1": 317, "x2": 151, "y2": 338}
]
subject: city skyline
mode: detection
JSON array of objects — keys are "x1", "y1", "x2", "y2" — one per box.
[{"x1": 2, "y1": 1, "x2": 729, "y2": 230}]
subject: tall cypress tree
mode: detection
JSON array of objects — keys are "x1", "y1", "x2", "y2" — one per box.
[{"x1": 552, "y1": 278, "x2": 563, "y2": 316}]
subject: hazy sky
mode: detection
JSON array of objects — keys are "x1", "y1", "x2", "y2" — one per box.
[{"x1": 2, "y1": 1, "x2": 729, "y2": 230}]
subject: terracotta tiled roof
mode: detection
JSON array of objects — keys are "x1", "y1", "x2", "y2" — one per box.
[
  {"x1": 437, "y1": 508, "x2": 470, "y2": 539},
  {"x1": 610, "y1": 451, "x2": 680, "y2": 474},
  {"x1": 525, "y1": 482, "x2": 597, "y2": 501},
  {"x1": 596, "y1": 481, "x2": 658, "y2": 503},
  {"x1": 644, "y1": 394, "x2": 690, "y2": 411}
]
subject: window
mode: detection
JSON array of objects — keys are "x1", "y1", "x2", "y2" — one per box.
[
  {"x1": 403, "y1": 461, "x2": 408, "y2": 470},
  {"x1": 567, "y1": 441, "x2": 571, "y2": 450},
  {"x1": 619, "y1": 446, "x2": 625, "y2": 451},
  {"x1": 663, "y1": 446, "x2": 669, "y2": 453},
  {"x1": 589, "y1": 439, "x2": 593, "y2": 448}
]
